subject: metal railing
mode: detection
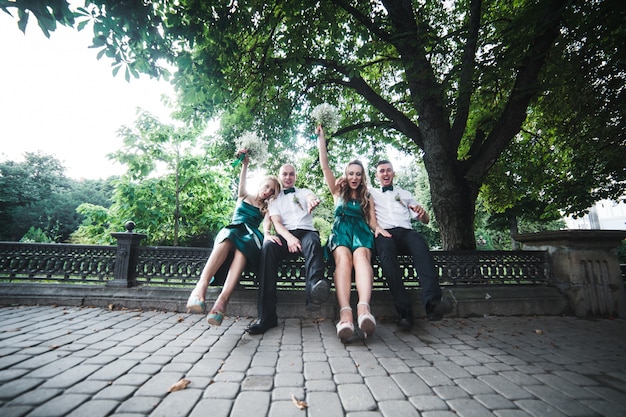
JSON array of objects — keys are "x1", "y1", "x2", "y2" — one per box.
[{"x1": 0, "y1": 241, "x2": 551, "y2": 288}]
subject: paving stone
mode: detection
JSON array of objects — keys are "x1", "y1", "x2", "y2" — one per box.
[
  {"x1": 307, "y1": 391, "x2": 344, "y2": 417},
  {"x1": 87, "y1": 359, "x2": 139, "y2": 381},
  {"x1": 0, "y1": 405, "x2": 33, "y2": 417},
  {"x1": 65, "y1": 399, "x2": 119, "y2": 417},
  {"x1": 522, "y1": 384, "x2": 596, "y2": 416},
  {"x1": 64, "y1": 380, "x2": 110, "y2": 395},
  {"x1": 337, "y1": 384, "x2": 377, "y2": 412},
  {"x1": 133, "y1": 371, "x2": 185, "y2": 396},
  {"x1": 304, "y1": 361, "x2": 332, "y2": 380},
  {"x1": 364, "y1": 376, "x2": 406, "y2": 401},
  {"x1": 149, "y1": 388, "x2": 203, "y2": 417},
  {"x1": 230, "y1": 391, "x2": 271, "y2": 417},
  {"x1": 447, "y1": 398, "x2": 496, "y2": 417},
  {"x1": 7, "y1": 388, "x2": 62, "y2": 406},
  {"x1": 188, "y1": 399, "x2": 232, "y2": 417},
  {"x1": 275, "y1": 372, "x2": 304, "y2": 387},
  {"x1": 474, "y1": 393, "x2": 516, "y2": 409},
  {"x1": 408, "y1": 394, "x2": 448, "y2": 411},
  {"x1": 514, "y1": 399, "x2": 568, "y2": 417},
  {"x1": 414, "y1": 366, "x2": 454, "y2": 387},
  {"x1": 26, "y1": 393, "x2": 90, "y2": 417},
  {"x1": 378, "y1": 400, "x2": 420, "y2": 417},
  {"x1": 305, "y1": 379, "x2": 337, "y2": 392},
  {"x1": 241, "y1": 375, "x2": 273, "y2": 391},
  {"x1": 268, "y1": 400, "x2": 308, "y2": 417},
  {"x1": 203, "y1": 381, "x2": 241, "y2": 399},
  {"x1": 92, "y1": 384, "x2": 137, "y2": 400},
  {"x1": 0, "y1": 377, "x2": 44, "y2": 400},
  {"x1": 478, "y1": 375, "x2": 535, "y2": 400}
]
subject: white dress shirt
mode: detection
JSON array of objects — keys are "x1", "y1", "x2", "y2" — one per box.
[
  {"x1": 370, "y1": 186, "x2": 419, "y2": 230},
  {"x1": 268, "y1": 187, "x2": 316, "y2": 231}
]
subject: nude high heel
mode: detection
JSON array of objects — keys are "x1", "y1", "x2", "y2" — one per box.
[
  {"x1": 357, "y1": 302, "x2": 376, "y2": 338},
  {"x1": 336, "y1": 306, "x2": 354, "y2": 342}
]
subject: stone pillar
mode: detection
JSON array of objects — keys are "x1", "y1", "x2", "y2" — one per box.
[
  {"x1": 108, "y1": 221, "x2": 147, "y2": 288},
  {"x1": 515, "y1": 230, "x2": 626, "y2": 317}
]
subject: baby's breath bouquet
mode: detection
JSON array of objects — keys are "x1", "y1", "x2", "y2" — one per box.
[
  {"x1": 311, "y1": 103, "x2": 339, "y2": 136},
  {"x1": 232, "y1": 131, "x2": 269, "y2": 167}
]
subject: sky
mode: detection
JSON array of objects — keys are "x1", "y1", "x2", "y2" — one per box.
[{"x1": 0, "y1": 12, "x2": 176, "y2": 180}]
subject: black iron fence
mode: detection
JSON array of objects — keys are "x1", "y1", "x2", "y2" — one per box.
[{"x1": 0, "y1": 241, "x2": 551, "y2": 288}]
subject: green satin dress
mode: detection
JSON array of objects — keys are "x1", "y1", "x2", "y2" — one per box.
[
  {"x1": 327, "y1": 198, "x2": 374, "y2": 252},
  {"x1": 211, "y1": 200, "x2": 264, "y2": 285}
]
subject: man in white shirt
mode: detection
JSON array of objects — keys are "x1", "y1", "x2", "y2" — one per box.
[
  {"x1": 370, "y1": 160, "x2": 453, "y2": 329},
  {"x1": 246, "y1": 164, "x2": 330, "y2": 334}
]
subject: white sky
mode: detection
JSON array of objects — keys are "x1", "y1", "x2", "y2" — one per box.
[{"x1": 0, "y1": 12, "x2": 176, "y2": 180}]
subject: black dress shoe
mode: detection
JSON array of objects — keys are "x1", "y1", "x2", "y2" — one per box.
[
  {"x1": 396, "y1": 311, "x2": 414, "y2": 330},
  {"x1": 245, "y1": 318, "x2": 278, "y2": 335},
  {"x1": 426, "y1": 296, "x2": 453, "y2": 321},
  {"x1": 310, "y1": 279, "x2": 331, "y2": 305}
]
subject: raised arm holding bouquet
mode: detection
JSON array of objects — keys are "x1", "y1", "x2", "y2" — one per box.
[
  {"x1": 316, "y1": 124, "x2": 390, "y2": 342},
  {"x1": 231, "y1": 131, "x2": 269, "y2": 167},
  {"x1": 187, "y1": 151, "x2": 281, "y2": 326}
]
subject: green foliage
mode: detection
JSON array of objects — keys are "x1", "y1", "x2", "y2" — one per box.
[
  {"x1": 105, "y1": 111, "x2": 234, "y2": 246},
  {"x1": 0, "y1": 152, "x2": 69, "y2": 240},
  {"x1": 1, "y1": 0, "x2": 75, "y2": 37},
  {"x1": 71, "y1": 203, "x2": 116, "y2": 245},
  {"x1": 20, "y1": 226, "x2": 56, "y2": 243},
  {"x1": 6, "y1": 0, "x2": 625, "y2": 250}
]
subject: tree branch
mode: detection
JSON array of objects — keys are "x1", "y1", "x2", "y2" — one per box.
[
  {"x1": 466, "y1": 0, "x2": 568, "y2": 183},
  {"x1": 450, "y1": 0, "x2": 482, "y2": 151}
]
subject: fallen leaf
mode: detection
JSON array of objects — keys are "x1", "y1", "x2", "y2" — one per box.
[
  {"x1": 107, "y1": 304, "x2": 114, "y2": 311},
  {"x1": 177, "y1": 316, "x2": 185, "y2": 323},
  {"x1": 49, "y1": 344, "x2": 61, "y2": 349},
  {"x1": 168, "y1": 378, "x2": 191, "y2": 392},
  {"x1": 291, "y1": 394, "x2": 308, "y2": 410},
  {"x1": 535, "y1": 329, "x2": 543, "y2": 335}
]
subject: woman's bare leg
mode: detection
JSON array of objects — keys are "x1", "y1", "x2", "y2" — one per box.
[
  {"x1": 208, "y1": 249, "x2": 247, "y2": 314},
  {"x1": 353, "y1": 247, "x2": 373, "y2": 316},
  {"x1": 188, "y1": 240, "x2": 234, "y2": 305},
  {"x1": 333, "y1": 246, "x2": 354, "y2": 323}
]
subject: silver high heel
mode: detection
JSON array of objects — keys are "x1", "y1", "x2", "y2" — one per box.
[
  {"x1": 336, "y1": 306, "x2": 354, "y2": 342},
  {"x1": 357, "y1": 302, "x2": 376, "y2": 338}
]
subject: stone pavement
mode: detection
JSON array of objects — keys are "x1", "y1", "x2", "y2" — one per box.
[{"x1": 1, "y1": 306, "x2": 625, "y2": 417}]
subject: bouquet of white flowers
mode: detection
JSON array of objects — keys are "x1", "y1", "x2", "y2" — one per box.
[
  {"x1": 311, "y1": 103, "x2": 339, "y2": 135},
  {"x1": 232, "y1": 131, "x2": 269, "y2": 167}
]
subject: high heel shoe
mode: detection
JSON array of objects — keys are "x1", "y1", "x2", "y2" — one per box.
[
  {"x1": 206, "y1": 311, "x2": 224, "y2": 326},
  {"x1": 357, "y1": 302, "x2": 376, "y2": 338},
  {"x1": 336, "y1": 306, "x2": 354, "y2": 342},
  {"x1": 186, "y1": 294, "x2": 206, "y2": 314}
]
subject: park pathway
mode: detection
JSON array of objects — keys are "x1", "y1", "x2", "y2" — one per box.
[{"x1": 0, "y1": 305, "x2": 625, "y2": 417}]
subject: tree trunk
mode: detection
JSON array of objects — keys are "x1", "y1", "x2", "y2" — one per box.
[
  {"x1": 508, "y1": 212, "x2": 520, "y2": 250},
  {"x1": 423, "y1": 150, "x2": 478, "y2": 250}
]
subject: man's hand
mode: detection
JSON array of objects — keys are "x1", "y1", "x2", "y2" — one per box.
[
  {"x1": 409, "y1": 204, "x2": 430, "y2": 224},
  {"x1": 374, "y1": 226, "x2": 392, "y2": 238},
  {"x1": 285, "y1": 236, "x2": 302, "y2": 253},
  {"x1": 307, "y1": 196, "x2": 321, "y2": 214},
  {"x1": 265, "y1": 234, "x2": 282, "y2": 245}
]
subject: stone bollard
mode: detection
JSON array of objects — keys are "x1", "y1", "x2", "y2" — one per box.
[
  {"x1": 108, "y1": 221, "x2": 147, "y2": 288},
  {"x1": 515, "y1": 230, "x2": 626, "y2": 317}
]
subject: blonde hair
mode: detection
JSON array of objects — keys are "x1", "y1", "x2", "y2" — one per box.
[
  {"x1": 339, "y1": 160, "x2": 371, "y2": 223},
  {"x1": 258, "y1": 176, "x2": 281, "y2": 215}
]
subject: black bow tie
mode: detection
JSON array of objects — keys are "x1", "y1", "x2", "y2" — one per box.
[
  {"x1": 382, "y1": 185, "x2": 394, "y2": 192},
  {"x1": 284, "y1": 188, "x2": 296, "y2": 194}
]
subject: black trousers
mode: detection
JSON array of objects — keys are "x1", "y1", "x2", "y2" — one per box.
[
  {"x1": 375, "y1": 227, "x2": 441, "y2": 316},
  {"x1": 256, "y1": 229, "x2": 325, "y2": 320}
]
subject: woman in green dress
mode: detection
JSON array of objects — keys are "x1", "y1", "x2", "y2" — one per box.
[
  {"x1": 186, "y1": 152, "x2": 281, "y2": 326},
  {"x1": 316, "y1": 125, "x2": 390, "y2": 341}
]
